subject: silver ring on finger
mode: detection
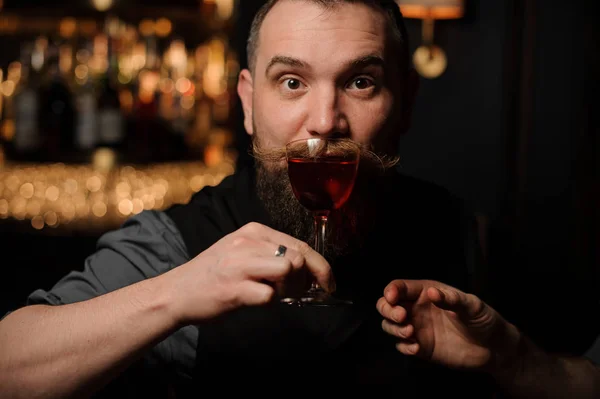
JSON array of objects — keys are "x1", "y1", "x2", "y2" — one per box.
[{"x1": 274, "y1": 244, "x2": 287, "y2": 257}]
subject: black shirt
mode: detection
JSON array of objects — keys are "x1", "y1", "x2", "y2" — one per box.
[{"x1": 166, "y1": 161, "x2": 493, "y2": 394}]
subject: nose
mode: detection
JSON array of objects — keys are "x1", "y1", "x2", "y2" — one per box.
[{"x1": 305, "y1": 86, "x2": 349, "y2": 138}]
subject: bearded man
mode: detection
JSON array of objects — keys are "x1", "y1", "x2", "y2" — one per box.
[{"x1": 0, "y1": 1, "x2": 493, "y2": 397}]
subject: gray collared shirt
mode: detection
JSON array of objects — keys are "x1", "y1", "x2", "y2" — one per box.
[{"x1": 18, "y1": 210, "x2": 199, "y2": 381}]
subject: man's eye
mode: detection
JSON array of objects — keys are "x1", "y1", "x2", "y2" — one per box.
[
  {"x1": 350, "y1": 78, "x2": 374, "y2": 90},
  {"x1": 284, "y1": 78, "x2": 301, "y2": 90}
]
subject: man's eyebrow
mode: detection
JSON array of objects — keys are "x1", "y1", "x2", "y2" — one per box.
[
  {"x1": 264, "y1": 54, "x2": 385, "y2": 77},
  {"x1": 265, "y1": 55, "x2": 306, "y2": 77},
  {"x1": 349, "y1": 55, "x2": 385, "y2": 70}
]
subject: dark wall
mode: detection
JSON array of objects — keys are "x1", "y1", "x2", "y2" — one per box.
[
  {"x1": 512, "y1": 0, "x2": 597, "y2": 349},
  {"x1": 400, "y1": 0, "x2": 598, "y2": 353},
  {"x1": 399, "y1": 0, "x2": 508, "y2": 219}
]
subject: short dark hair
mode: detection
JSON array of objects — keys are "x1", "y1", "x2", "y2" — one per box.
[{"x1": 246, "y1": 0, "x2": 410, "y2": 75}]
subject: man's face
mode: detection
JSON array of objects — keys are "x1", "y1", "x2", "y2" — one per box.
[{"x1": 239, "y1": 0, "x2": 404, "y2": 155}]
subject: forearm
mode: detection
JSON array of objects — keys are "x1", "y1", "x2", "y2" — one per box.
[
  {"x1": 493, "y1": 325, "x2": 600, "y2": 398},
  {"x1": 0, "y1": 275, "x2": 179, "y2": 399}
]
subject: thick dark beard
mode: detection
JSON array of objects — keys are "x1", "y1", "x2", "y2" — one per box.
[
  {"x1": 255, "y1": 160, "x2": 314, "y2": 248},
  {"x1": 253, "y1": 137, "x2": 398, "y2": 262}
]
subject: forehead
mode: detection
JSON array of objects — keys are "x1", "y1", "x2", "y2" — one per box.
[{"x1": 256, "y1": 0, "x2": 391, "y2": 71}]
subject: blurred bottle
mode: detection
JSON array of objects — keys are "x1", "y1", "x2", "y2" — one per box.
[
  {"x1": 74, "y1": 76, "x2": 98, "y2": 156},
  {"x1": 96, "y1": 15, "x2": 125, "y2": 156},
  {"x1": 38, "y1": 41, "x2": 76, "y2": 162},
  {"x1": 132, "y1": 69, "x2": 160, "y2": 162},
  {"x1": 96, "y1": 75, "x2": 124, "y2": 152},
  {"x1": 12, "y1": 41, "x2": 42, "y2": 160}
]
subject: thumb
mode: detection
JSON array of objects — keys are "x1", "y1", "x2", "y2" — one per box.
[{"x1": 426, "y1": 286, "x2": 485, "y2": 322}]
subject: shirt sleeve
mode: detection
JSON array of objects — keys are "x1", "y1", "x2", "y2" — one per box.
[{"x1": 13, "y1": 210, "x2": 199, "y2": 384}]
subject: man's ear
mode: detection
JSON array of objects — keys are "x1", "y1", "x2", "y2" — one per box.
[
  {"x1": 399, "y1": 67, "x2": 420, "y2": 135},
  {"x1": 237, "y1": 69, "x2": 254, "y2": 136}
]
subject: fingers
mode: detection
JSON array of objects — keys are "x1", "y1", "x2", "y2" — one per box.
[
  {"x1": 378, "y1": 297, "x2": 422, "y2": 358},
  {"x1": 381, "y1": 279, "x2": 486, "y2": 324},
  {"x1": 381, "y1": 319, "x2": 414, "y2": 339},
  {"x1": 235, "y1": 280, "x2": 276, "y2": 307},
  {"x1": 427, "y1": 286, "x2": 484, "y2": 321},
  {"x1": 376, "y1": 296, "x2": 408, "y2": 323},
  {"x1": 229, "y1": 239, "x2": 304, "y2": 273},
  {"x1": 239, "y1": 256, "x2": 294, "y2": 282},
  {"x1": 240, "y1": 222, "x2": 334, "y2": 292},
  {"x1": 377, "y1": 279, "x2": 491, "y2": 361},
  {"x1": 376, "y1": 298, "x2": 419, "y2": 356},
  {"x1": 377, "y1": 297, "x2": 415, "y2": 344},
  {"x1": 395, "y1": 341, "x2": 420, "y2": 356},
  {"x1": 383, "y1": 279, "x2": 426, "y2": 304}
]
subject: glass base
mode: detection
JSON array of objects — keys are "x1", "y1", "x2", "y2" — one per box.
[{"x1": 280, "y1": 287, "x2": 353, "y2": 307}]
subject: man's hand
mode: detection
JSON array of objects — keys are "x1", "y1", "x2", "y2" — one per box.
[
  {"x1": 376, "y1": 279, "x2": 517, "y2": 371},
  {"x1": 164, "y1": 222, "x2": 334, "y2": 326}
]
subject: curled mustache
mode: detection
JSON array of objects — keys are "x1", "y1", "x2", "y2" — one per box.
[{"x1": 251, "y1": 138, "x2": 400, "y2": 171}]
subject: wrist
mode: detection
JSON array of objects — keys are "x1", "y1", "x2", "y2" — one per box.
[{"x1": 145, "y1": 272, "x2": 183, "y2": 330}]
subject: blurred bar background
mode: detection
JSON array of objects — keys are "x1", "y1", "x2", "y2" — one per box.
[
  {"x1": 0, "y1": 0, "x2": 238, "y2": 231},
  {"x1": 0, "y1": 0, "x2": 597, "y2": 359}
]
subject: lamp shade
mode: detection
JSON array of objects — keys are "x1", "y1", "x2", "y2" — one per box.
[{"x1": 396, "y1": 0, "x2": 464, "y2": 19}]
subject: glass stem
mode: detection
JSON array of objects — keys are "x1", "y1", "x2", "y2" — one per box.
[{"x1": 312, "y1": 213, "x2": 328, "y2": 291}]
